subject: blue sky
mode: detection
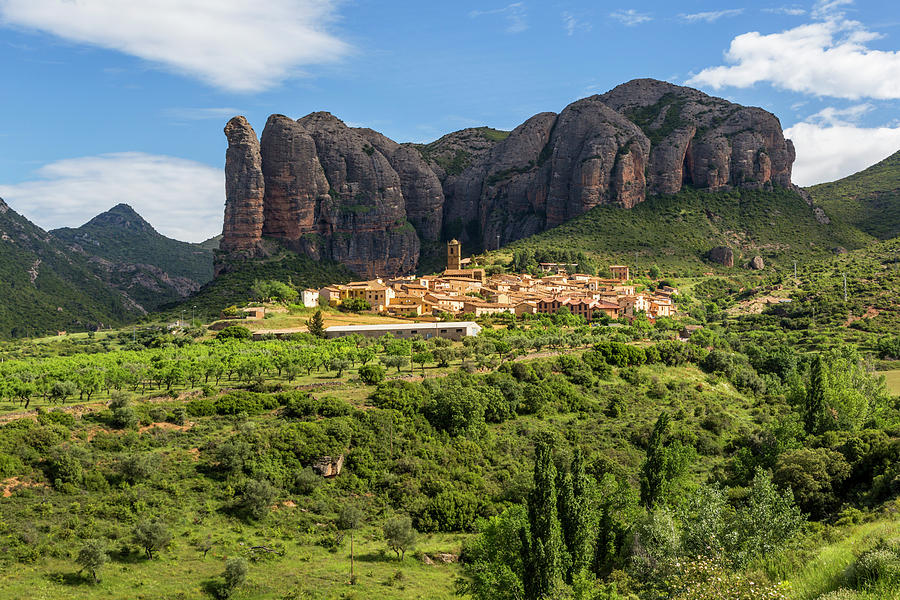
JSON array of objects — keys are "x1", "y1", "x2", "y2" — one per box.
[{"x1": 0, "y1": 0, "x2": 898, "y2": 241}]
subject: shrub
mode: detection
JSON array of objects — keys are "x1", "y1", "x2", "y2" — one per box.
[
  {"x1": 358, "y1": 363, "x2": 386, "y2": 385},
  {"x1": 238, "y1": 478, "x2": 277, "y2": 520},
  {"x1": 186, "y1": 397, "x2": 216, "y2": 417},
  {"x1": 418, "y1": 489, "x2": 480, "y2": 532},
  {"x1": 216, "y1": 325, "x2": 252, "y2": 341}
]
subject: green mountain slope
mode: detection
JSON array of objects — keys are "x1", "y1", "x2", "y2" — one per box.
[
  {"x1": 808, "y1": 149, "x2": 900, "y2": 240},
  {"x1": 159, "y1": 240, "x2": 355, "y2": 317},
  {"x1": 0, "y1": 197, "x2": 136, "y2": 337},
  {"x1": 494, "y1": 186, "x2": 873, "y2": 274},
  {"x1": 52, "y1": 203, "x2": 214, "y2": 282}
]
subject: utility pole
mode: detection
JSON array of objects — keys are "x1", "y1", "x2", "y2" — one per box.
[
  {"x1": 843, "y1": 273, "x2": 848, "y2": 302},
  {"x1": 793, "y1": 261, "x2": 797, "y2": 279}
]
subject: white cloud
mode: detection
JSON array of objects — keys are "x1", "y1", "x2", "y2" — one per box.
[
  {"x1": 562, "y1": 11, "x2": 591, "y2": 36},
  {"x1": 609, "y1": 9, "x2": 651, "y2": 26},
  {"x1": 687, "y1": 2, "x2": 900, "y2": 100},
  {"x1": 680, "y1": 9, "x2": 744, "y2": 23},
  {"x1": 469, "y1": 3, "x2": 528, "y2": 34},
  {"x1": 0, "y1": 153, "x2": 224, "y2": 242},
  {"x1": 762, "y1": 6, "x2": 806, "y2": 16},
  {"x1": 786, "y1": 109, "x2": 900, "y2": 185},
  {"x1": 0, "y1": 0, "x2": 349, "y2": 92}
]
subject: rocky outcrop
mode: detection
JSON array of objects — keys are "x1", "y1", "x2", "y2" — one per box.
[
  {"x1": 749, "y1": 256, "x2": 765, "y2": 270},
  {"x1": 599, "y1": 79, "x2": 794, "y2": 194},
  {"x1": 219, "y1": 79, "x2": 796, "y2": 277},
  {"x1": 222, "y1": 117, "x2": 265, "y2": 254},
  {"x1": 708, "y1": 246, "x2": 734, "y2": 267}
]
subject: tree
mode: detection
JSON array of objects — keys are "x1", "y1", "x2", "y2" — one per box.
[
  {"x1": 306, "y1": 310, "x2": 326, "y2": 338},
  {"x1": 802, "y1": 347, "x2": 889, "y2": 434},
  {"x1": 383, "y1": 514, "x2": 417, "y2": 560},
  {"x1": 338, "y1": 505, "x2": 363, "y2": 584},
  {"x1": 459, "y1": 505, "x2": 528, "y2": 600},
  {"x1": 558, "y1": 449, "x2": 592, "y2": 582},
  {"x1": 732, "y1": 469, "x2": 804, "y2": 567},
  {"x1": 49, "y1": 379, "x2": 77, "y2": 404},
  {"x1": 340, "y1": 298, "x2": 371, "y2": 313},
  {"x1": 523, "y1": 436, "x2": 563, "y2": 599},
  {"x1": 773, "y1": 448, "x2": 850, "y2": 518},
  {"x1": 133, "y1": 520, "x2": 172, "y2": 559},
  {"x1": 640, "y1": 412, "x2": 671, "y2": 508},
  {"x1": 412, "y1": 351, "x2": 433, "y2": 374},
  {"x1": 329, "y1": 357, "x2": 352, "y2": 378},
  {"x1": 382, "y1": 354, "x2": 409, "y2": 373},
  {"x1": 76, "y1": 539, "x2": 108, "y2": 584}
]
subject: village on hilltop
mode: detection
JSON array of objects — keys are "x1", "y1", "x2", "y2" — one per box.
[{"x1": 303, "y1": 241, "x2": 677, "y2": 323}]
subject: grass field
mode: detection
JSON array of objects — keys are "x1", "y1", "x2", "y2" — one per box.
[
  {"x1": 881, "y1": 369, "x2": 900, "y2": 396},
  {"x1": 0, "y1": 520, "x2": 463, "y2": 600},
  {"x1": 785, "y1": 516, "x2": 900, "y2": 600}
]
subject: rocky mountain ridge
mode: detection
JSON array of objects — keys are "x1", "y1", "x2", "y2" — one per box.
[{"x1": 220, "y1": 78, "x2": 796, "y2": 277}]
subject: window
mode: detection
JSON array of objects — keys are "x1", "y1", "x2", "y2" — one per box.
[
  {"x1": 456, "y1": 328, "x2": 463, "y2": 333},
  {"x1": 411, "y1": 330, "x2": 417, "y2": 334}
]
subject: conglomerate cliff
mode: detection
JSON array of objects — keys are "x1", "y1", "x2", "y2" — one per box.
[{"x1": 219, "y1": 79, "x2": 795, "y2": 277}]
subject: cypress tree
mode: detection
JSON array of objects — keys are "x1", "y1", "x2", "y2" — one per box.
[
  {"x1": 640, "y1": 412, "x2": 670, "y2": 508},
  {"x1": 307, "y1": 310, "x2": 326, "y2": 338},
  {"x1": 804, "y1": 355, "x2": 827, "y2": 435},
  {"x1": 558, "y1": 449, "x2": 592, "y2": 582},
  {"x1": 524, "y1": 437, "x2": 563, "y2": 599}
]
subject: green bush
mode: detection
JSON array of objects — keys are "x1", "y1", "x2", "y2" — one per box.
[
  {"x1": 358, "y1": 363, "x2": 386, "y2": 385},
  {"x1": 216, "y1": 325, "x2": 252, "y2": 341}
]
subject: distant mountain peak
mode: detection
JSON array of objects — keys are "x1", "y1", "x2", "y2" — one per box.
[{"x1": 85, "y1": 203, "x2": 155, "y2": 233}]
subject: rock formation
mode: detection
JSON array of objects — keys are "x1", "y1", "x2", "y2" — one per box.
[
  {"x1": 708, "y1": 246, "x2": 735, "y2": 267},
  {"x1": 749, "y1": 256, "x2": 765, "y2": 270},
  {"x1": 219, "y1": 79, "x2": 796, "y2": 277}
]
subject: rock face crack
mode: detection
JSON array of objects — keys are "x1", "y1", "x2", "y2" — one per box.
[{"x1": 220, "y1": 78, "x2": 794, "y2": 277}]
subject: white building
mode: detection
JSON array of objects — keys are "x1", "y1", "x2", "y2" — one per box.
[{"x1": 324, "y1": 321, "x2": 481, "y2": 341}]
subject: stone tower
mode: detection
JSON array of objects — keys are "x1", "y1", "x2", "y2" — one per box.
[{"x1": 447, "y1": 239, "x2": 461, "y2": 270}]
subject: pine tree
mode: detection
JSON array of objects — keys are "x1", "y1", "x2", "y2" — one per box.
[
  {"x1": 523, "y1": 436, "x2": 563, "y2": 599},
  {"x1": 640, "y1": 412, "x2": 670, "y2": 508},
  {"x1": 306, "y1": 310, "x2": 326, "y2": 338}
]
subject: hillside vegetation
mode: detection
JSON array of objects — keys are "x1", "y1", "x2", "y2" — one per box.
[
  {"x1": 162, "y1": 242, "x2": 355, "y2": 318},
  {"x1": 0, "y1": 198, "x2": 135, "y2": 338},
  {"x1": 0, "y1": 267, "x2": 898, "y2": 599},
  {"x1": 493, "y1": 187, "x2": 873, "y2": 274},
  {"x1": 809, "y1": 150, "x2": 900, "y2": 240},
  {"x1": 52, "y1": 203, "x2": 215, "y2": 284}
]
